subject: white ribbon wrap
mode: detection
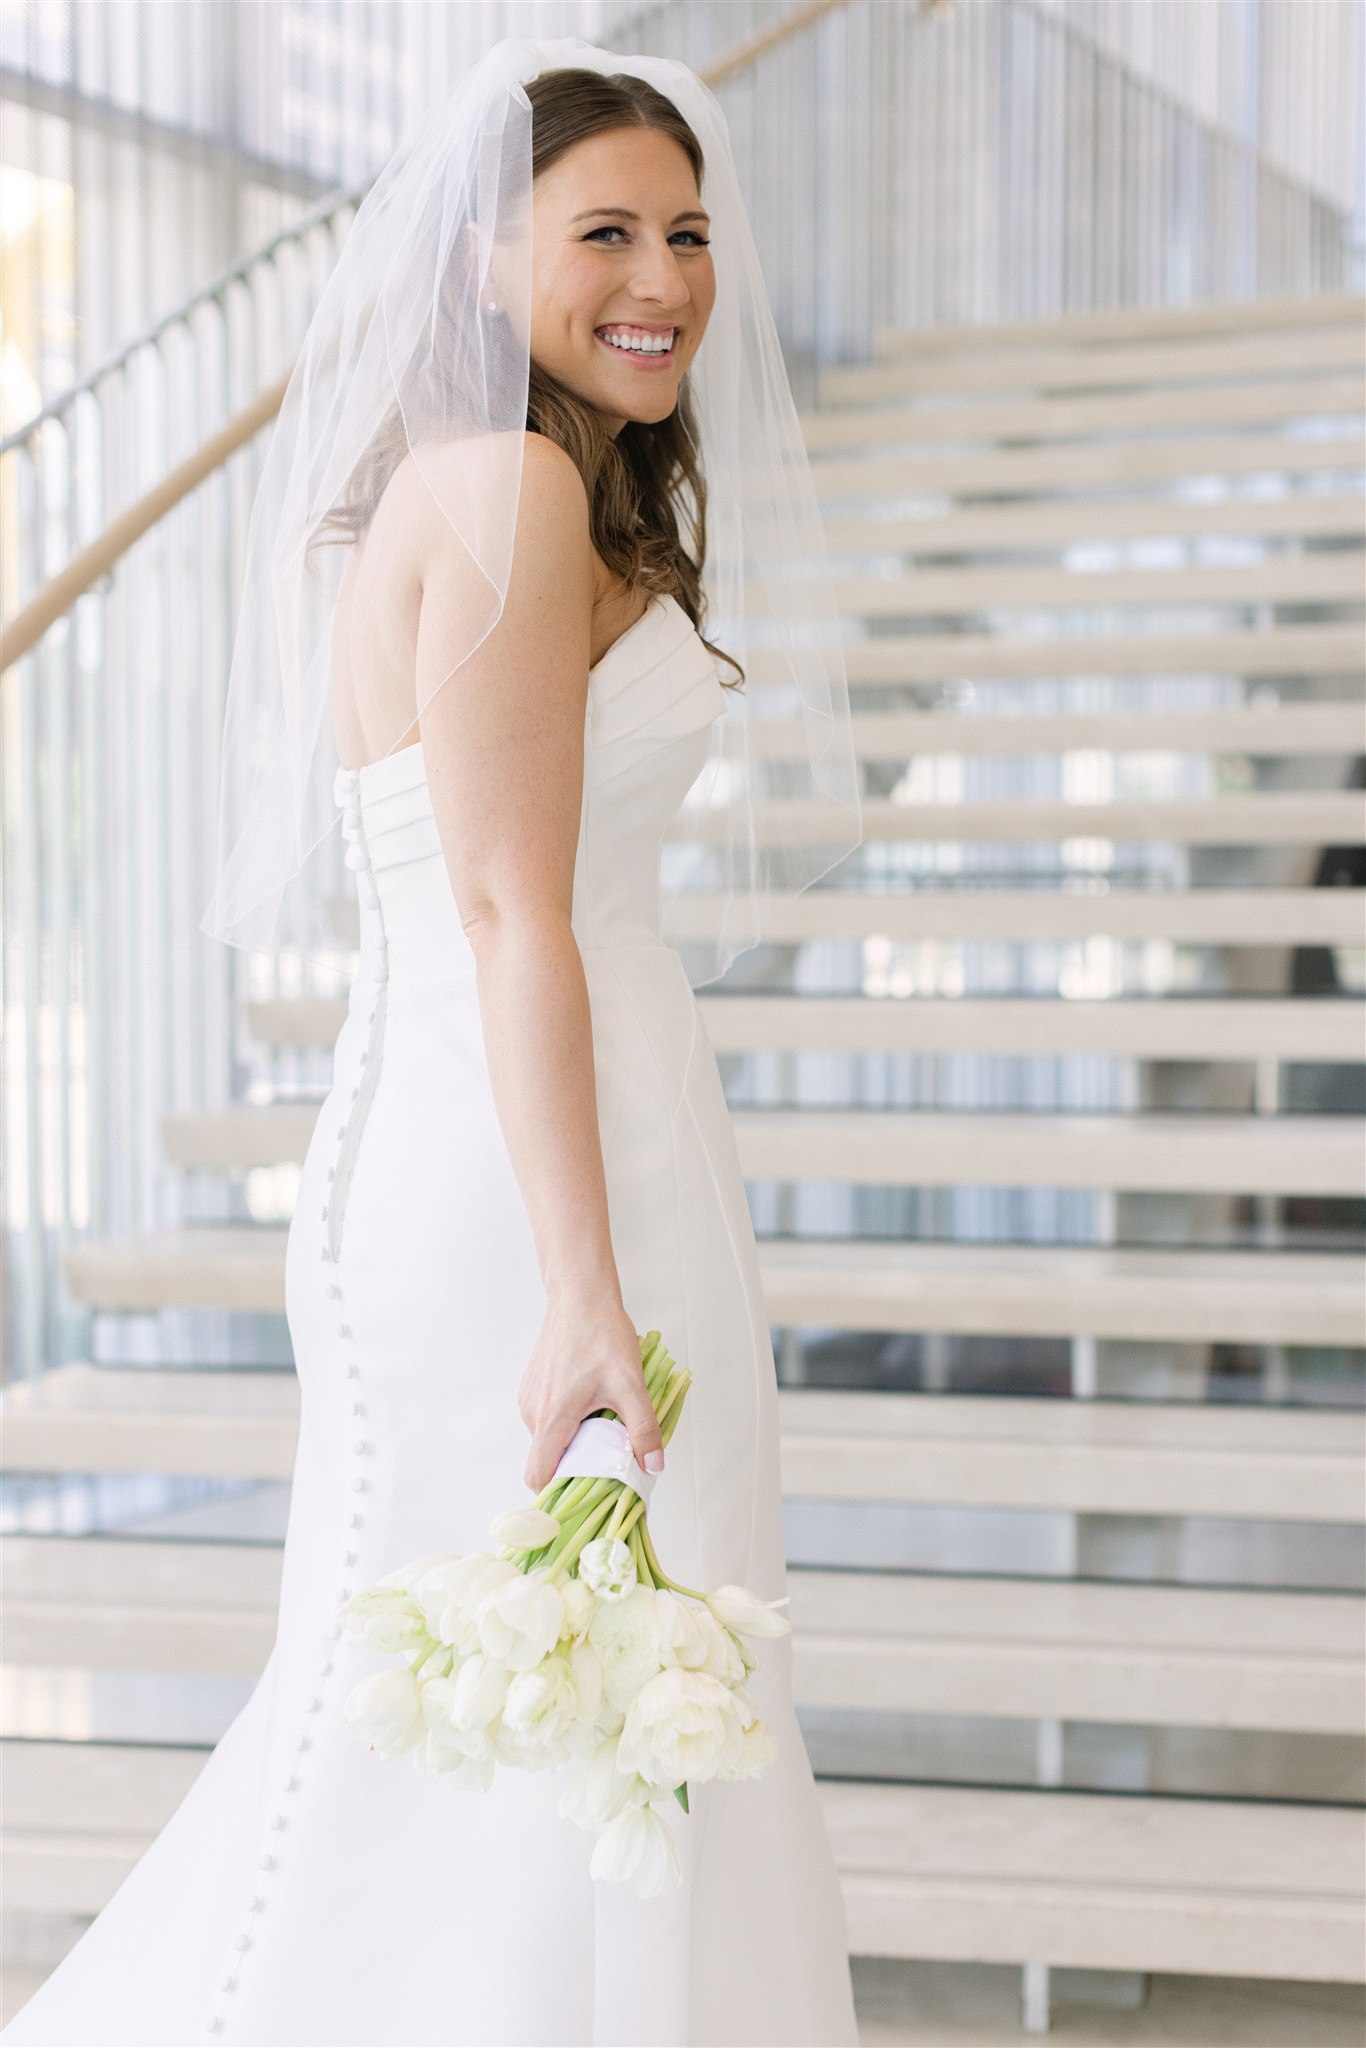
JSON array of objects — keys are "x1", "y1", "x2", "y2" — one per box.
[{"x1": 550, "y1": 1414, "x2": 659, "y2": 1506}]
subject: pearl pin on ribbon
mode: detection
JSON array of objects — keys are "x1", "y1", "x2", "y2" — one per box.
[{"x1": 550, "y1": 1414, "x2": 659, "y2": 1504}]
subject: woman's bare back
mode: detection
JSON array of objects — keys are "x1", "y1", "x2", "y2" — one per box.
[{"x1": 331, "y1": 451, "x2": 649, "y2": 771}]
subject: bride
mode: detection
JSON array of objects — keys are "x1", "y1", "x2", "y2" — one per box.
[{"x1": 4, "y1": 37, "x2": 863, "y2": 2048}]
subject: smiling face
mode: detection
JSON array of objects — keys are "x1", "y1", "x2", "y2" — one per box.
[{"x1": 525, "y1": 124, "x2": 716, "y2": 436}]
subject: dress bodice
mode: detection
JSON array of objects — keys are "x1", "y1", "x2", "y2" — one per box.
[{"x1": 331, "y1": 593, "x2": 726, "y2": 984}]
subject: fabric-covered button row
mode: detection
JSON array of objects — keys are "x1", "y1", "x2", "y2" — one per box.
[{"x1": 202, "y1": 771, "x2": 390, "y2": 2041}]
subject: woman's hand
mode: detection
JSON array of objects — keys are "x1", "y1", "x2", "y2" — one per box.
[{"x1": 518, "y1": 1293, "x2": 666, "y2": 1494}]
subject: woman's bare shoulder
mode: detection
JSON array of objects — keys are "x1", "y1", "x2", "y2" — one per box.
[
  {"x1": 389, "y1": 430, "x2": 585, "y2": 526},
  {"x1": 373, "y1": 434, "x2": 589, "y2": 630}
]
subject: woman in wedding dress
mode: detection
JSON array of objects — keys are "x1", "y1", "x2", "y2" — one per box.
[{"x1": 4, "y1": 39, "x2": 863, "y2": 2048}]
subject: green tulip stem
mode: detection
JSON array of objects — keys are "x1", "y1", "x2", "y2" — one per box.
[
  {"x1": 630, "y1": 1519, "x2": 657, "y2": 1589},
  {"x1": 637, "y1": 1510, "x2": 707, "y2": 1603},
  {"x1": 542, "y1": 1493, "x2": 619, "y2": 1577},
  {"x1": 408, "y1": 1637, "x2": 446, "y2": 1679},
  {"x1": 604, "y1": 1488, "x2": 636, "y2": 1542},
  {"x1": 615, "y1": 1493, "x2": 646, "y2": 1543},
  {"x1": 655, "y1": 1374, "x2": 691, "y2": 1442},
  {"x1": 539, "y1": 1472, "x2": 607, "y2": 1519}
]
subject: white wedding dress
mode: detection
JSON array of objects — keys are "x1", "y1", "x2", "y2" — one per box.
[{"x1": 5, "y1": 592, "x2": 860, "y2": 2048}]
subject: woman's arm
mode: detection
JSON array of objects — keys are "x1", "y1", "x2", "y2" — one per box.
[{"x1": 411, "y1": 433, "x2": 666, "y2": 1493}]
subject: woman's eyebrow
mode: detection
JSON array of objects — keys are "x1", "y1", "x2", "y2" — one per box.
[{"x1": 568, "y1": 206, "x2": 712, "y2": 226}]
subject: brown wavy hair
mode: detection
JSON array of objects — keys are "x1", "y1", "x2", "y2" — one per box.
[{"x1": 312, "y1": 66, "x2": 743, "y2": 690}]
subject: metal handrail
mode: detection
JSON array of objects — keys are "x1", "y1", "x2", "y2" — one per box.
[
  {"x1": 3, "y1": 378, "x2": 288, "y2": 668},
  {"x1": 697, "y1": 0, "x2": 845, "y2": 87},
  {"x1": 0, "y1": 184, "x2": 366, "y2": 459}
]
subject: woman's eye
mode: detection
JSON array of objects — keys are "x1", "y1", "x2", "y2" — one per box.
[{"x1": 583, "y1": 227, "x2": 710, "y2": 248}]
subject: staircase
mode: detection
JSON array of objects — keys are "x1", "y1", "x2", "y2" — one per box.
[{"x1": 5, "y1": 289, "x2": 1365, "y2": 2040}]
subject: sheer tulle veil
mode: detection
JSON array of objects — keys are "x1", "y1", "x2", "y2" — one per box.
[{"x1": 199, "y1": 34, "x2": 862, "y2": 988}]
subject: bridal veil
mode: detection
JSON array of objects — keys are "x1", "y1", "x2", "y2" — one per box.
[{"x1": 199, "y1": 34, "x2": 863, "y2": 989}]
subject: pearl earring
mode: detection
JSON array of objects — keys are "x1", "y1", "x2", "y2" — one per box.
[{"x1": 483, "y1": 296, "x2": 499, "y2": 314}]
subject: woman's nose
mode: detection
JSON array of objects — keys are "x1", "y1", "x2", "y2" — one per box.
[{"x1": 628, "y1": 243, "x2": 690, "y2": 311}]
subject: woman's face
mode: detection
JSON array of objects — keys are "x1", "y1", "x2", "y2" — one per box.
[{"x1": 526, "y1": 125, "x2": 715, "y2": 434}]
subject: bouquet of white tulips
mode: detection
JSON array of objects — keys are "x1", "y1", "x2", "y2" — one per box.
[{"x1": 340, "y1": 1330, "x2": 791, "y2": 1897}]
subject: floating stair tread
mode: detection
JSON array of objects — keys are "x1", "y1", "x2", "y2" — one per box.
[
  {"x1": 60, "y1": 1232, "x2": 1366, "y2": 1346},
  {"x1": 4, "y1": 1537, "x2": 1358, "y2": 1734},
  {"x1": 5, "y1": 1367, "x2": 1360, "y2": 1520},
  {"x1": 778, "y1": 1384, "x2": 1364, "y2": 1522},
  {"x1": 246, "y1": 994, "x2": 1366, "y2": 1061},
  {"x1": 663, "y1": 793, "x2": 1366, "y2": 848},
  {"x1": 160, "y1": 1103, "x2": 1366, "y2": 1196},
  {"x1": 872, "y1": 290, "x2": 1366, "y2": 357},
  {"x1": 3, "y1": 1744, "x2": 1360, "y2": 1977}
]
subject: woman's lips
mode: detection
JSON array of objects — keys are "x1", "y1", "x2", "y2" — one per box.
[{"x1": 594, "y1": 328, "x2": 678, "y2": 371}]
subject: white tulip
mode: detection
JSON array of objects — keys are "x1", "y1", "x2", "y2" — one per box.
[
  {"x1": 704, "y1": 1583, "x2": 792, "y2": 1640},
  {"x1": 587, "y1": 1586, "x2": 664, "y2": 1710},
  {"x1": 557, "y1": 1575, "x2": 596, "y2": 1645},
  {"x1": 450, "y1": 1651, "x2": 513, "y2": 1731},
  {"x1": 419, "y1": 1684, "x2": 499, "y2": 1789},
  {"x1": 377, "y1": 1551, "x2": 459, "y2": 1593},
  {"x1": 494, "y1": 1714, "x2": 573, "y2": 1772},
  {"x1": 578, "y1": 1536, "x2": 637, "y2": 1601},
  {"x1": 339, "y1": 1586, "x2": 430, "y2": 1656},
  {"x1": 697, "y1": 1615, "x2": 748, "y2": 1688},
  {"x1": 420, "y1": 1675, "x2": 495, "y2": 1770},
  {"x1": 652, "y1": 1590, "x2": 720, "y2": 1672},
  {"x1": 731, "y1": 1685, "x2": 760, "y2": 1729},
  {"x1": 616, "y1": 1668, "x2": 746, "y2": 1788},
  {"x1": 567, "y1": 1638, "x2": 604, "y2": 1726},
  {"x1": 597, "y1": 1698, "x2": 626, "y2": 1738},
  {"x1": 557, "y1": 1733, "x2": 648, "y2": 1830},
  {"x1": 715, "y1": 1687, "x2": 778, "y2": 1780},
  {"x1": 343, "y1": 1666, "x2": 426, "y2": 1759},
  {"x1": 415, "y1": 1552, "x2": 517, "y2": 1650},
  {"x1": 501, "y1": 1655, "x2": 580, "y2": 1753},
  {"x1": 725, "y1": 1714, "x2": 777, "y2": 1780},
  {"x1": 589, "y1": 1803, "x2": 683, "y2": 1898},
  {"x1": 490, "y1": 1507, "x2": 561, "y2": 1550},
  {"x1": 477, "y1": 1571, "x2": 566, "y2": 1671}
]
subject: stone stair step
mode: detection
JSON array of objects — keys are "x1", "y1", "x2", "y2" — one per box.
[
  {"x1": 5, "y1": 1536, "x2": 1359, "y2": 1735},
  {"x1": 809, "y1": 427, "x2": 1365, "y2": 502},
  {"x1": 3, "y1": 1743, "x2": 1360, "y2": 1980},
  {"x1": 246, "y1": 993, "x2": 1366, "y2": 1062},
  {"x1": 663, "y1": 793, "x2": 1366, "y2": 848},
  {"x1": 750, "y1": 702, "x2": 1366, "y2": 760},
  {"x1": 61, "y1": 1234, "x2": 1366, "y2": 1347},
  {"x1": 5, "y1": 1369, "x2": 1360, "y2": 1521},
  {"x1": 159, "y1": 1103, "x2": 1366, "y2": 1197},
  {"x1": 805, "y1": 370, "x2": 1364, "y2": 453}
]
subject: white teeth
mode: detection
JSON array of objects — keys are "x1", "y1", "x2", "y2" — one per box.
[{"x1": 600, "y1": 329, "x2": 673, "y2": 355}]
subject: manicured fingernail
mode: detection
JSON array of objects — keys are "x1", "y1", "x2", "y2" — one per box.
[{"x1": 645, "y1": 1450, "x2": 665, "y2": 1473}]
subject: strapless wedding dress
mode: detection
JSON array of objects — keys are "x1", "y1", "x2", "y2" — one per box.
[{"x1": 5, "y1": 593, "x2": 859, "y2": 2048}]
